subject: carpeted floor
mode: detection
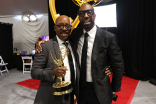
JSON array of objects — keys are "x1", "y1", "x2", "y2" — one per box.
[
  {"x1": 0, "y1": 69, "x2": 36, "y2": 104},
  {"x1": 1, "y1": 69, "x2": 156, "y2": 104},
  {"x1": 112, "y1": 76, "x2": 139, "y2": 104},
  {"x1": 15, "y1": 75, "x2": 139, "y2": 104},
  {"x1": 16, "y1": 79, "x2": 40, "y2": 91}
]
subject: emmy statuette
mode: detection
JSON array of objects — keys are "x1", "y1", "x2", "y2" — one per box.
[{"x1": 50, "y1": 47, "x2": 73, "y2": 95}]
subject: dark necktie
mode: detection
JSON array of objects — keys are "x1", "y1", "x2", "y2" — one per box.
[
  {"x1": 63, "y1": 42, "x2": 75, "y2": 88},
  {"x1": 80, "y1": 32, "x2": 89, "y2": 88}
]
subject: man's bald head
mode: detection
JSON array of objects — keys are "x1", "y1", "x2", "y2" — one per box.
[
  {"x1": 55, "y1": 15, "x2": 71, "y2": 25},
  {"x1": 79, "y1": 3, "x2": 94, "y2": 11}
]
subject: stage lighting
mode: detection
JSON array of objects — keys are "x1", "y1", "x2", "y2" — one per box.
[
  {"x1": 29, "y1": 14, "x2": 37, "y2": 22},
  {"x1": 22, "y1": 14, "x2": 37, "y2": 22},
  {"x1": 94, "y1": 3, "x2": 117, "y2": 27},
  {"x1": 22, "y1": 15, "x2": 29, "y2": 22}
]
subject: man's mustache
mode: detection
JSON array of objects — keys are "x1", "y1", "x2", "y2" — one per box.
[{"x1": 60, "y1": 31, "x2": 69, "y2": 34}]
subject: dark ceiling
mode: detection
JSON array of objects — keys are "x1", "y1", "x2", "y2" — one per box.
[
  {"x1": 0, "y1": 0, "x2": 114, "y2": 15},
  {"x1": 0, "y1": 0, "x2": 48, "y2": 15}
]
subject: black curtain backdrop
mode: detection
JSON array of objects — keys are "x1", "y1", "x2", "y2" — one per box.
[
  {"x1": 0, "y1": 23, "x2": 14, "y2": 69},
  {"x1": 115, "y1": 0, "x2": 156, "y2": 81},
  {"x1": 48, "y1": 0, "x2": 156, "y2": 81}
]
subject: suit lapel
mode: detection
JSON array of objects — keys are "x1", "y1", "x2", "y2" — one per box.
[
  {"x1": 75, "y1": 28, "x2": 83, "y2": 49},
  {"x1": 52, "y1": 37, "x2": 60, "y2": 59},
  {"x1": 51, "y1": 37, "x2": 61, "y2": 82},
  {"x1": 69, "y1": 40, "x2": 80, "y2": 86},
  {"x1": 92, "y1": 26, "x2": 104, "y2": 62},
  {"x1": 70, "y1": 41, "x2": 80, "y2": 68}
]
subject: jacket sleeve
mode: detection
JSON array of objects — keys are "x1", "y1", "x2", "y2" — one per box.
[
  {"x1": 31, "y1": 44, "x2": 54, "y2": 82},
  {"x1": 108, "y1": 34, "x2": 124, "y2": 92}
]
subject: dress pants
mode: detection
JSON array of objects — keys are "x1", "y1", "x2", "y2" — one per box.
[
  {"x1": 62, "y1": 91, "x2": 74, "y2": 104},
  {"x1": 78, "y1": 82, "x2": 100, "y2": 104}
]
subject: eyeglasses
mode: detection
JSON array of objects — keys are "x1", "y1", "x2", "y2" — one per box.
[
  {"x1": 55, "y1": 24, "x2": 72, "y2": 30},
  {"x1": 78, "y1": 10, "x2": 95, "y2": 17}
]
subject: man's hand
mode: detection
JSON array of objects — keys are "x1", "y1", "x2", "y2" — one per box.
[
  {"x1": 52, "y1": 66, "x2": 68, "y2": 77},
  {"x1": 105, "y1": 67, "x2": 111, "y2": 77},
  {"x1": 112, "y1": 94, "x2": 118, "y2": 101},
  {"x1": 35, "y1": 40, "x2": 46, "y2": 53},
  {"x1": 113, "y1": 94, "x2": 117, "y2": 98}
]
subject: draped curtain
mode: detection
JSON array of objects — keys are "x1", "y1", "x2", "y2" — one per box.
[
  {"x1": 115, "y1": 0, "x2": 156, "y2": 80},
  {"x1": 0, "y1": 14, "x2": 49, "y2": 53}
]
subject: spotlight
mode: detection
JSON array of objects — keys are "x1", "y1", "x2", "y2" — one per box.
[
  {"x1": 22, "y1": 15, "x2": 29, "y2": 22},
  {"x1": 29, "y1": 14, "x2": 37, "y2": 22}
]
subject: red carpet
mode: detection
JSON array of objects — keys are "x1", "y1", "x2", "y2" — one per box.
[
  {"x1": 15, "y1": 79, "x2": 40, "y2": 90},
  {"x1": 15, "y1": 76, "x2": 139, "y2": 104},
  {"x1": 111, "y1": 76, "x2": 139, "y2": 104}
]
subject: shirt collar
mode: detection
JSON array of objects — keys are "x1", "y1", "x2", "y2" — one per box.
[
  {"x1": 83, "y1": 25, "x2": 97, "y2": 38},
  {"x1": 56, "y1": 35, "x2": 69, "y2": 45}
]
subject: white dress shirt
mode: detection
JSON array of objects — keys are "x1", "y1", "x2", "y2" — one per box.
[
  {"x1": 77, "y1": 25, "x2": 97, "y2": 82},
  {"x1": 56, "y1": 36, "x2": 76, "y2": 81}
]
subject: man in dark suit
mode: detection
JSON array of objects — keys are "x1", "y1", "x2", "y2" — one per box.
[
  {"x1": 69, "y1": 3, "x2": 124, "y2": 104},
  {"x1": 31, "y1": 15, "x2": 80, "y2": 104}
]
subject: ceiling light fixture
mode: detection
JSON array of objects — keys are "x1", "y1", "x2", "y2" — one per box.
[
  {"x1": 22, "y1": 15, "x2": 29, "y2": 22},
  {"x1": 22, "y1": 14, "x2": 37, "y2": 22},
  {"x1": 29, "y1": 14, "x2": 37, "y2": 22}
]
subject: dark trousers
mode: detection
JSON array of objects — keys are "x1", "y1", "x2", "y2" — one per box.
[
  {"x1": 78, "y1": 82, "x2": 100, "y2": 104},
  {"x1": 62, "y1": 91, "x2": 74, "y2": 104}
]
